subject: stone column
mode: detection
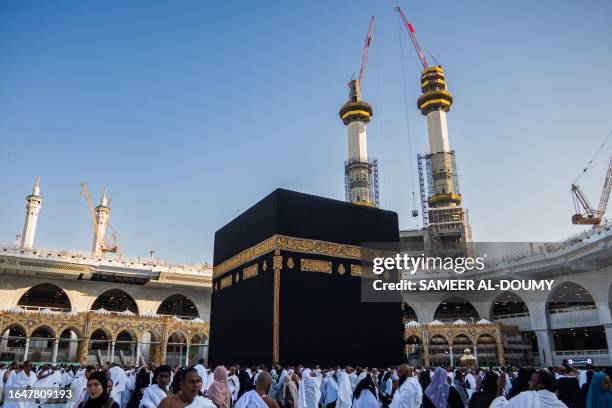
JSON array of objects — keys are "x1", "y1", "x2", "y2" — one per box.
[
  {"x1": 51, "y1": 339, "x2": 59, "y2": 364},
  {"x1": 474, "y1": 345, "x2": 478, "y2": 366},
  {"x1": 23, "y1": 337, "x2": 30, "y2": 362},
  {"x1": 534, "y1": 329, "x2": 555, "y2": 367},
  {"x1": 604, "y1": 325, "x2": 612, "y2": 366},
  {"x1": 185, "y1": 343, "x2": 190, "y2": 367},
  {"x1": 422, "y1": 330, "x2": 430, "y2": 367},
  {"x1": 136, "y1": 341, "x2": 141, "y2": 366},
  {"x1": 78, "y1": 337, "x2": 90, "y2": 366},
  {"x1": 449, "y1": 346, "x2": 453, "y2": 367},
  {"x1": 110, "y1": 341, "x2": 116, "y2": 364},
  {"x1": 106, "y1": 341, "x2": 112, "y2": 364}
]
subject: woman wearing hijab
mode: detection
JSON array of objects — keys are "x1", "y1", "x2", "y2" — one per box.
[
  {"x1": 419, "y1": 370, "x2": 431, "y2": 394},
  {"x1": 423, "y1": 368, "x2": 464, "y2": 408},
  {"x1": 352, "y1": 373, "x2": 378, "y2": 408},
  {"x1": 586, "y1": 372, "x2": 612, "y2": 408},
  {"x1": 582, "y1": 371, "x2": 595, "y2": 407},
  {"x1": 78, "y1": 371, "x2": 120, "y2": 408},
  {"x1": 452, "y1": 370, "x2": 469, "y2": 407},
  {"x1": 207, "y1": 366, "x2": 231, "y2": 408},
  {"x1": 283, "y1": 374, "x2": 299, "y2": 408},
  {"x1": 468, "y1": 371, "x2": 498, "y2": 408}
]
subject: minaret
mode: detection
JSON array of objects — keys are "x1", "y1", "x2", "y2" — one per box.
[
  {"x1": 418, "y1": 66, "x2": 472, "y2": 248},
  {"x1": 339, "y1": 80, "x2": 375, "y2": 206},
  {"x1": 21, "y1": 177, "x2": 42, "y2": 250},
  {"x1": 92, "y1": 189, "x2": 110, "y2": 257}
]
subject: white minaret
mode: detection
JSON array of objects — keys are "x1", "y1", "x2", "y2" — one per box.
[
  {"x1": 21, "y1": 177, "x2": 42, "y2": 250},
  {"x1": 92, "y1": 189, "x2": 110, "y2": 257},
  {"x1": 339, "y1": 80, "x2": 375, "y2": 206}
]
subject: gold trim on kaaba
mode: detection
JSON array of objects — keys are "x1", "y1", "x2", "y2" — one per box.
[
  {"x1": 220, "y1": 275, "x2": 233, "y2": 289},
  {"x1": 272, "y1": 268, "x2": 280, "y2": 363},
  {"x1": 213, "y1": 234, "x2": 362, "y2": 278},
  {"x1": 301, "y1": 259, "x2": 332, "y2": 274},
  {"x1": 286, "y1": 257, "x2": 294, "y2": 269},
  {"x1": 350, "y1": 264, "x2": 362, "y2": 276},
  {"x1": 263, "y1": 260, "x2": 267, "y2": 271},
  {"x1": 243, "y1": 264, "x2": 258, "y2": 280},
  {"x1": 338, "y1": 264, "x2": 346, "y2": 275},
  {"x1": 273, "y1": 254, "x2": 283, "y2": 270}
]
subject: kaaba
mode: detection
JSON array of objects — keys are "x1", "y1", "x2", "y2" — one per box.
[{"x1": 208, "y1": 189, "x2": 405, "y2": 367}]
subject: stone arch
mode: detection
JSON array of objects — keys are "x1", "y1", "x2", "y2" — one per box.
[
  {"x1": 190, "y1": 332, "x2": 208, "y2": 345},
  {"x1": 401, "y1": 302, "x2": 419, "y2": 322},
  {"x1": 434, "y1": 296, "x2": 480, "y2": 322},
  {"x1": 16, "y1": 283, "x2": 73, "y2": 312},
  {"x1": 451, "y1": 333, "x2": 474, "y2": 345},
  {"x1": 58, "y1": 327, "x2": 81, "y2": 363},
  {"x1": 476, "y1": 334, "x2": 498, "y2": 366},
  {"x1": 405, "y1": 334, "x2": 422, "y2": 344},
  {"x1": 547, "y1": 281, "x2": 595, "y2": 314},
  {"x1": 166, "y1": 331, "x2": 188, "y2": 368},
  {"x1": 157, "y1": 294, "x2": 200, "y2": 319},
  {"x1": 30, "y1": 325, "x2": 57, "y2": 339},
  {"x1": 59, "y1": 326, "x2": 82, "y2": 340},
  {"x1": 29, "y1": 326, "x2": 55, "y2": 362},
  {"x1": 90, "y1": 289, "x2": 139, "y2": 314},
  {"x1": 490, "y1": 292, "x2": 530, "y2": 319}
]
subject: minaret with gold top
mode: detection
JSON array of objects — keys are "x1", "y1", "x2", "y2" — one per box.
[{"x1": 339, "y1": 79, "x2": 375, "y2": 206}]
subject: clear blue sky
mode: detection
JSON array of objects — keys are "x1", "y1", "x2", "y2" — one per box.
[{"x1": 1, "y1": 0, "x2": 611, "y2": 263}]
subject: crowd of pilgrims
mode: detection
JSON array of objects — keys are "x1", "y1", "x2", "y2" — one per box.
[{"x1": 0, "y1": 360, "x2": 610, "y2": 408}]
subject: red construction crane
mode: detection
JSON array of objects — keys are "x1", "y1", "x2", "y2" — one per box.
[
  {"x1": 571, "y1": 130, "x2": 612, "y2": 227},
  {"x1": 357, "y1": 15, "x2": 375, "y2": 85},
  {"x1": 395, "y1": 6, "x2": 429, "y2": 70}
]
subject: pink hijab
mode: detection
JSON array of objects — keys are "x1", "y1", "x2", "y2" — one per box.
[{"x1": 207, "y1": 366, "x2": 230, "y2": 408}]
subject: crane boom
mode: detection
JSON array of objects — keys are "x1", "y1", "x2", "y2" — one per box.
[
  {"x1": 571, "y1": 155, "x2": 612, "y2": 227},
  {"x1": 80, "y1": 182, "x2": 97, "y2": 233},
  {"x1": 395, "y1": 6, "x2": 429, "y2": 69},
  {"x1": 358, "y1": 16, "x2": 375, "y2": 85},
  {"x1": 597, "y1": 156, "x2": 612, "y2": 215}
]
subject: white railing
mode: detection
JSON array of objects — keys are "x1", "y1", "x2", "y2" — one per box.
[
  {"x1": 555, "y1": 349, "x2": 609, "y2": 356},
  {"x1": 0, "y1": 244, "x2": 212, "y2": 276},
  {"x1": 549, "y1": 305, "x2": 597, "y2": 314},
  {"x1": 492, "y1": 312, "x2": 530, "y2": 319},
  {"x1": 487, "y1": 220, "x2": 612, "y2": 266}
]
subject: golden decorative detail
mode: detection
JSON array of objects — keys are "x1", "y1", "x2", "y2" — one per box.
[
  {"x1": 213, "y1": 234, "x2": 362, "y2": 278},
  {"x1": 159, "y1": 273, "x2": 212, "y2": 284},
  {"x1": 274, "y1": 236, "x2": 362, "y2": 260},
  {"x1": 301, "y1": 259, "x2": 332, "y2": 274},
  {"x1": 338, "y1": 264, "x2": 346, "y2": 275},
  {"x1": 243, "y1": 264, "x2": 258, "y2": 280},
  {"x1": 273, "y1": 268, "x2": 280, "y2": 363},
  {"x1": 262, "y1": 260, "x2": 267, "y2": 271},
  {"x1": 287, "y1": 257, "x2": 294, "y2": 269},
  {"x1": 213, "y1": 236, "x2": 277, "y2": 277},
  {"x1": 0, "y1": 310, "x2": 209, "y2": 366},
  {"x1": 350, "y1": 264, "x2": 362, "y2": 276},
  {"x1": 220, "y1": 275, "x2": 233, "y2": 289},
  {"x1": 273, "y1": 255, "x2": 283, "y2": 270},
  {"x1": 235, "y1": 273, "x2": 240, "y2": 283}
]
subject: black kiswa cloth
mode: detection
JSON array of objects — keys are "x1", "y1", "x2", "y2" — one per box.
[{"x1": 210, "y1": 189, "x2": 404, "y2": 367}]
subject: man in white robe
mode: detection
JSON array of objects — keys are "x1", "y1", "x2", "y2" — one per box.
[
  {"x1": 68, "y1": 366, "x2": 95, "y2": 408},
  {"x1": 298, "y1": 369, "x2": 322, "y2": 408},
  {"x1": 235, "y1": 371, "x2": 275, "y2": 408},
  {"x1": 193, "y1": 359, "x2": 208, "y2": 394},
  {"x1": 465, "y1": 369, "x2": 477, "y2": 399},
  {"x1": 389, "y1": 365, "x2": 422, "y2": 408},
  {"x1": 109, "y1": 363, "x2": 128, "y2": 407},
  {"x1": 140, "y1": 365, "x2": 171, "y2": 408},
  {"x1": 228, "y1": 366, "x2": 241, "y2": 403},
  {"x1": 324, "y1": 373, "x2": 339, "y2": 407},
  {"x1": 336, "y1": 369, "x2": 353, "y2": 408},
  {"x1": 4, "y1": 362, "x2": 37, "y2": 408},
  {"x1": 491, "y1": 370, "x2": 567, "y2": 408}
]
